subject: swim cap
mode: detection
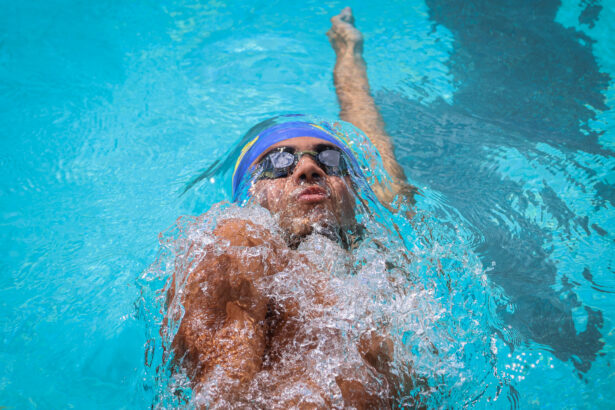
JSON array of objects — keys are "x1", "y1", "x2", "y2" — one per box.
[{"x1": 232, "y1": 121, "x2": 361, "y2": 200}]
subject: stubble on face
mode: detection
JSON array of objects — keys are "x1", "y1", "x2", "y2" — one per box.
[
  {"x1": 245, "y1": 137, "x2": 357, "y2": 246},
  {"x1": 251, "y1": 176, "x2": 356, "y2": 246}
]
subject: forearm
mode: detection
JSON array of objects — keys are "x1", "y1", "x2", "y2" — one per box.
[
  {"x1": 335, "y1": 59, "x2": 417, "y2": 206},
  {"x1": 328, "y1": 9, "x2": 416, "y2": 205},
  {"x1": 334, "y1": 55, "x2": 409, "y2": 187},
  {"x1": 334, "y1": 56, "x2": 382, "y2": 131}
]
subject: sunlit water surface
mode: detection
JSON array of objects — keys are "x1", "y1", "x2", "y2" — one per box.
[{"x1": 1, "y1": 0, "x2": 614, "y2": 408}]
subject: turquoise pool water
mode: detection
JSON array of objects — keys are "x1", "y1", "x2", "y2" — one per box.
[{"x1": 1, "y1": 0, "x2": 614, "y2": 408}]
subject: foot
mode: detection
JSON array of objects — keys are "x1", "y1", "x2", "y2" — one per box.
[{"x1": 327, "y1": 7, "x2": 364, "y2": 58}]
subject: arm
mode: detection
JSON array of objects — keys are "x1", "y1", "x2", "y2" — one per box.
[
  {"x1": 328, "y1": 8, "x2": 417, "y2": 206},
  {"x1": 166, "y1": 219, "x2": 288, "y2": 397},
  {"x1": 167, "y1": 220, "x2": 398, "y2": 406}
]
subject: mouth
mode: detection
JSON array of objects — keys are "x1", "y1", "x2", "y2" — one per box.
[{"x1": 296, "y1": 185, "x2": 330, "y2": 204}]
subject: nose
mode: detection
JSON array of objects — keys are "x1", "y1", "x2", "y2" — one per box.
[{"x1": 292, "y1": 154, "x2": 326, "y2": 184}]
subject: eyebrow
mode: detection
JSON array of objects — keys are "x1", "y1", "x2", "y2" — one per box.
[
  {"x1": 313, "y1": 143, "x2": 340, "y2": 152},
  {"x1": 258, "y1": 143, "x2": 340, "y2": 163},
  {"x1": 269, "y1": 143, "x2": 338, "y2": 154}
]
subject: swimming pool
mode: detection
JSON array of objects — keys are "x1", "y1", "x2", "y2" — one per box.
[{"x1": 1, "y1": 0, "x2": 613, "y2": 407}]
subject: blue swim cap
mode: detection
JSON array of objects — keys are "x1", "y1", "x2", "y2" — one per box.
[{"x1": 232, "y1": 120, "x2": 362, "y2": 201}]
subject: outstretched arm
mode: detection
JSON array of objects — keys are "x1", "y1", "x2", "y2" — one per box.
[{"x1": 327, "y1": 7, "x2": 417, "y2": 206}]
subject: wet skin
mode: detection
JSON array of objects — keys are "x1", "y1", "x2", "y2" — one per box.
[
  {"x1": 168, "y1": 7, "x2": 414, "y2": 407},
  {"x1": 249, "y1": 137, "x2": 357, "y2": 243},
  {"x1": 168, "y1": 138, "x2": 395, "y2": 407},
  {"x1": 169, "y1": 217, "x2": 394, "y2": 407}
]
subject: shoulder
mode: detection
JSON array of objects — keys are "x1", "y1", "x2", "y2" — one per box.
[{"x1": 213, "y1": 218, "x2": 286, "y2": 249}]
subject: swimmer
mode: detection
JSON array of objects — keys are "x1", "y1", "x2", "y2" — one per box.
[{"x1": 167, "y1": 7, "x2": 417, "y2": 407}]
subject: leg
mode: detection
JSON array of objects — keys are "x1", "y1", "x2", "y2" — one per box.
[{"x1": 327, "y1": 7, "x2": 416, "y2": 205}]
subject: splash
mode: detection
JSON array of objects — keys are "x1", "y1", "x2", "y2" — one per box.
[
  {"x1": 138, "y1": 191, "x2": 510, "y2": 407},
  {"x1": 137, "y1": 116, "x2": 511, "y2": 407}
]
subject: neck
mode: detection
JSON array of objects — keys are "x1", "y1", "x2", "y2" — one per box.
[{"x1": 284, "y1": 223, "x2": 363, "y2": 251}]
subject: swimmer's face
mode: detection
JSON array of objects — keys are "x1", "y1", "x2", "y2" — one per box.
[{"x1": 250, "y1": 137, "x2": 356, "y2": 240}]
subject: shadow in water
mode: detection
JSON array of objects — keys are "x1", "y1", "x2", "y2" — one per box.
[{"x1": 379, "y1": 0, "x2": 611, "y2": 372}]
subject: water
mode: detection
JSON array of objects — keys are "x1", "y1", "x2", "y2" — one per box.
[{"x1": 1, "y1": 0, "x2": 614, "y2": 408}]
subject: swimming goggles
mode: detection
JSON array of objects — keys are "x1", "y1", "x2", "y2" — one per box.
[{"x1": 254, "y1": 145, "x2": 349, "y2": 180}]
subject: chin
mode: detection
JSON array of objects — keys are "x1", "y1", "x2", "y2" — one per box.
[{"x1": 278, "y1": 206, "x2": 341, "y2": 244}]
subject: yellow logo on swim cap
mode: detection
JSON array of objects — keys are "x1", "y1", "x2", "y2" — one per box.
[{"x1": 233, "y1": 135, "x2": 260, "y2": 177}]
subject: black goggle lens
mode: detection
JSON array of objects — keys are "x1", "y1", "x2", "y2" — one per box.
[
  {"x1": 256, "y1": 147, "x2": 348, "y2": 180},
  {"x1": 268, "y1": 151, "x2": 295, "y2": 169},
  {"x1": 318, "y1": 149, "x2": 341, "y2": 168}
]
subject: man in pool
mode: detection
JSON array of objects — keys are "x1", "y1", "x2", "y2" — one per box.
[{"x1": 168, "y1": 7, "x2": 416, "y2": 407}]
